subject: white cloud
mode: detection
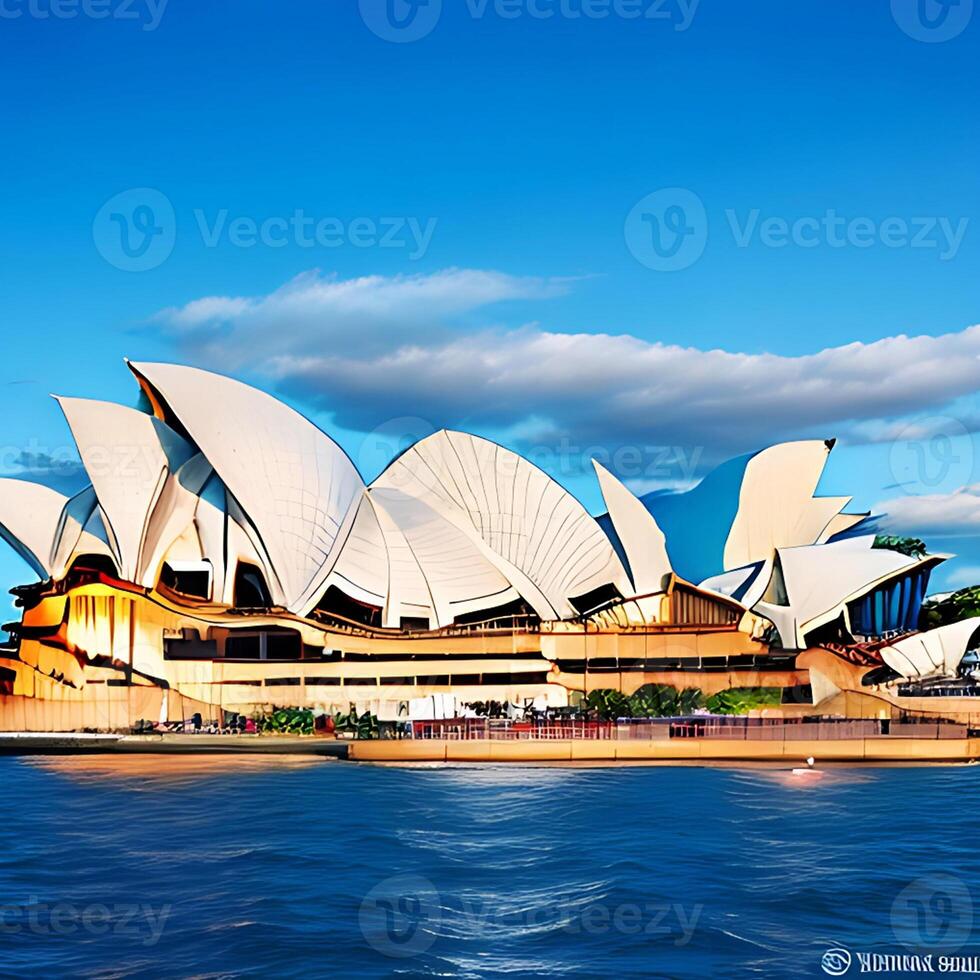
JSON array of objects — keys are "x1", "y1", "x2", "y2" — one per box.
[
  {"x1": 945, "y1": 564, "x2": 980, "y2": 588},
  {"x1": 155, "y1": 268, "x2": 980, "y2": 461},
  {"x1": 156, "y1": 267, "x2": 571, "y2": 363},
  {"x1": 876, "y1": 485, "x2": 980, "y2": 536}
]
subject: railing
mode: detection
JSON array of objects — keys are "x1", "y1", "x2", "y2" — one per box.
[
  {"x1": 406, "y1": 716, "x2": 970, "y2": 741},
  {"x1": 889, "y1": 722, "x2": 968, "y2": 739},
  {"x1": 897, "y1": 684, "x2": 980, "y2": 699},
  {"x1": 309, "y1": 610, "x2": 541, "y2": 639},
  {"x1": 411, "y1": 719, "x2": 614, "y2": 740}
]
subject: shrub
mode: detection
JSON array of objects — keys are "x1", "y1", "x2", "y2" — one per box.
[
  {"x1": 585, "y1": 684, "x2": 704, "y2": 719},
  {"x1": 331, "y1": 705, "x2": 380, "y2": 740},
  {"x1": 873, "y1": 535, "x2": 927, "y2": 559},
  {"x1": 254, "y1": 707, "x2": 315, "y2": 735},
  {"x1": 704, "y1": 688, "x2": 782, "y2": 715},
  {"x1": 920, "y1": 586, "x2": 980, "y2": 630}
]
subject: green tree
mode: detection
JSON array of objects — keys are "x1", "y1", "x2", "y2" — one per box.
[
  {"x1": 920, "y1": 586, "x2": 980, "y2": 629},
  {"x1": 873, "y1": 535, "x2": 927, "y2": 559}
]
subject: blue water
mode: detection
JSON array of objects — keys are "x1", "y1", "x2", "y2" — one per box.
[{"x1": 1, "y1": 757, "x2": 978, "y2": 978}]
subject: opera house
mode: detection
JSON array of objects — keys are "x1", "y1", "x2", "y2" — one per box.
[{"x1": 0, "y1": 361, "x2": 978, "y2": 733}]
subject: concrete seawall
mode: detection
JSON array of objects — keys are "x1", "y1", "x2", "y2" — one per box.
[
  {"x1": 349, "y1": 737, "x2": 980, "y2": 764},
  {"x1": 2, "y1": 734, "x2": 977, "y2": 764},
  {"x1": 0, "y1": 733, "x2": 350, "y2": 758}
]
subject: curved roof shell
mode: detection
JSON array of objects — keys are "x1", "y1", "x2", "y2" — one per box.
[
  {"x1": 49, "y1": 486, "x2": 116, "y2": 578},
  {"x1": 128, "y1": 361, "x2": 365, "y2": 613},
  {"x1": 0, "y1": 479, "x2": 69, "y2": 577},
  {"x1": 623, "y1": 440, "x2": 862, "y2": 582},
  {"x1": 722, "y1": 441, "x2": 852, "y2": 570},
  {"x1": 753, "y1": 536, "x2": 943, "y2": 649},
  {"x1": 592, "y1": 459, "x2": 671, "y2": 596},
  {"x1": 56, "y1": 397, "x2": 197, "y2": 584},
  {"x1": 371, "y1": 430, "x2": 630, "y2": 620},
  {"x1": 880, "y1": 617, "x2": 980, "y2": 679}
]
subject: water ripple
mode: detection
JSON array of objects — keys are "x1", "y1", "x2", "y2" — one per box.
[{"x1": 1, "y1": 757, "x2": 978, "y2": 978}]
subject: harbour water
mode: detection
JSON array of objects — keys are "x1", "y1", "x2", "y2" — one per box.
[{"x1": 1, "y1": 756, "x2": 977, "y2": 978}]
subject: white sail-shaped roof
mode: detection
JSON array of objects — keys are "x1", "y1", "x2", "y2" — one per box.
[
  {"x1": 592, "y1": 460, "x2": 671, "y2": 597},
  {"x1": 321, "y1": 492, "x2": 390, "y2": 612},
  {"x1": 369, "y1": 494, "x2": 437, "y2": 627},
  {"x1": 129, "y1": 362, "x2": 365, "y2": 613},
  {"x1": 880, "y1": 618, "x2": 980, "y2": 680},
  {"x1": 56, "y1": 397, "x2": 197, "y2": 584},
  {"x1": 370, "y1": 486, "x2": 518, "y2": 628},
  {"x1": 49, "y1": 486, "x2": 116, "y2": 579},
  {"x1": 0, "y1": 479, "x2": 118, "y2": 581},
  {"x1": 139, "y1": 452, "x2": 214, "y2": 588},
  {"x1": 699, "y1": 562, "x2": 765, "y2": 607},
  {"x1": 0, "y1": 479, "x2": 68, "y2": 577},
  {"x1": 371, "y1": 431, "x2": 629, "y2": 620},
  {"x1": 723, "y1": 440, "x2": 853, "y2": 570},
  {"x1": 753, "y1": 536, "x2": 940, "y2": 649},
  {"x1": 816, "y1": 512, "x2": 868, "y2": 544}
]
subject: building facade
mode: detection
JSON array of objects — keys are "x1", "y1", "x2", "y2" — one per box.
[{"x1": 0, "y1": 362, "x2": 977, "y2": 731}]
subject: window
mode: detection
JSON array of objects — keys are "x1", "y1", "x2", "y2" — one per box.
[
  {"x1": 234, "y1": 562, "x2": 272, "y2": 608},
  {"x1": 164, "y1": 634, "x2": 219, "y2": 660},
  {"x1": 225, "y1": 634, "x2": 262, "y2": 659},
  {"x1": 160, "y1": 560, "x2": 212, "y2": 600},
  {"x1": 314, "y1": 585, "x2": 382, "y2": 628},
  {"x1": 223, "y1": 629, "x2": 301, "y2": 661}
]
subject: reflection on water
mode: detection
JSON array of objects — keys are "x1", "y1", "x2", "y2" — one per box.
[
  {"x1": 30, "y1": 752, "x2": 324, "y2": 785},
  {"x1": 0, "y1": 759, "x2": 978, "y2": 979}
]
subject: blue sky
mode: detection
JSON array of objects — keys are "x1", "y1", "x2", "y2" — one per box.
[{"x1": 1, "y1": 0, "x2": 979, "y2": 617}]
